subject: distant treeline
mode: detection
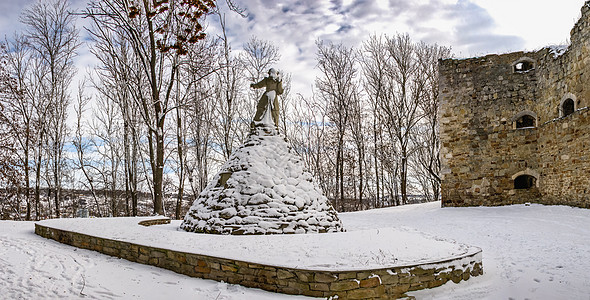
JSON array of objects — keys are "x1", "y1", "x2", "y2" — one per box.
[{"x1": 0, "y1": 0, "x2": 448, "y2": 221}]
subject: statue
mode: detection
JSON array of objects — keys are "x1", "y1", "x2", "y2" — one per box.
[
  {"x1": 250, "y1": 68, "x2": 283, "y2": 127},
  {"x1": 181, "y1": 69, "x2": 345, "y2": 235}
]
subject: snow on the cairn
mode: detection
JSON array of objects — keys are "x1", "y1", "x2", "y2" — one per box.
[{"x1": 180, "y1": 124, "x2": 343, "y2": 235}]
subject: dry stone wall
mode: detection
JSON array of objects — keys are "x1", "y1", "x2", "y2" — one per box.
[
  {"x1": 439, "y1": 2, "x2": 590, "y2": 208},
  {"x1": 538, "y1": 109, "x2": 590, "y2": 207},
  {"x1": 181, "y1": 123, "x2": 344, "y2": 235},
  {"x1": 35, "y1": 221, "x2": 482, "y2": 299}
]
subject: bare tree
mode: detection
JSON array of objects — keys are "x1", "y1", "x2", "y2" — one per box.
[
  {"x1": 211, "y1": 13, "x2": 247, "y2": 160},
  {"x1": 89, "y1": 91, "x2": 124, "y2": 216},
  {"x1": 85, "y1": 0, "x2": 216, "y2": 215},
  {"x1": 278, "y1": 73, "x2": 293, "y2": 133},
  {"x1": 87, "y1": 24, "x2": 143, "y2": 216},
  {"x1": 315, "y1": 40, "x2": 360, "y2": 211},
  {"x1": 72, "y1": 82, "x2": 103, "y2": 217},
  {"x1": 172, "y1": 37, "x2": 220, "y2": 219},
  {"x1": 0, "y1": 43, "x2": 24, "y2": 219},
  {"x1": 171, "y1": 68, "x2": 187, "y2": 219},
  {"x1": 359, "y1": 34, "x2": 450, "y2": 206},
  {"x1": 360, "y1": 35, "x2": 389, "y2": 207},
  {"x1": 288, "y1": 93, "x2": 332, "y2": 197},
  {"x1": 22, "y1": 0, "x2": 80, "y2": 218},
  {"x1": 30, "y1": 57, "x2": 50, "y2": 220},
  {"x1": 411, "y1": 42, "x2": 451, "y2": 202},
  {"x1": 348, "y1": 91, "x2": 367, "y2": 210},
  {"x1": 185, "y1": 79, "x2": 216, "y2": 199},
  {"x1": 380, "y1": 34, "x2": 424, "y2": 205},
  {"x1": 2, "y1": 37, "x2": 36, "y2": 219},
  {"x1": 241, "y1": 37, "x2": 281, "y2": 83}
]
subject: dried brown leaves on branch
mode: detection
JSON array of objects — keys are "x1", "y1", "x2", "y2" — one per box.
[{"x1": 127, "y1": 0, "x2": 215, "y2": 55}]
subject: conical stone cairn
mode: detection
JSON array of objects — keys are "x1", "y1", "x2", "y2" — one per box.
[{"x1": 180, "y1": 124, "x2": 344, "y2": 235}]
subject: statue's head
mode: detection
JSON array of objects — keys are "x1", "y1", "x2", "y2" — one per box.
[{"x1": 268, "y1": 68, "x2": 278, "y2": 78}]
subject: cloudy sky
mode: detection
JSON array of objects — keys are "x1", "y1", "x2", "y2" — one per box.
[
  {"x1": 214, "y1": 0, "x2": 585, "y2": 94},
  {"x1": 0, "y1": 0, "x2": 586, "y2": 97}
]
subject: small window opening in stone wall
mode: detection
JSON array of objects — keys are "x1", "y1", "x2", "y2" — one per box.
[
  {"x1": 516, "y1": 114, "x2": 535, "y2": 128},
  {"x1": 511, "y1": 111, "x2": 537, "y2": 129},
  {"x1": 562, "y1": 98, "x2": 575, "y2": 117},
  {"x1": 514, "y1": 175, "x2": 536, "y2": 189},
  {"x1": 513, "y1": 60, "x2": 534, "y2": 73}
]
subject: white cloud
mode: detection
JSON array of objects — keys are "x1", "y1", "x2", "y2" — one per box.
[
  {"x1": 1, "y1": 0, "x2": 586, "y2": 99},
  {"x1": 212, "y1": 0, "x2": 534, "y2": 97},
  {"x1": 472, "y1": 0, "x2": 584, "y2": 50}
]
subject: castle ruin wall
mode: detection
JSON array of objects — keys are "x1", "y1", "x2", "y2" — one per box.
[{"x1": 439, "y1": 2, "x2": 590, "y2": 207}]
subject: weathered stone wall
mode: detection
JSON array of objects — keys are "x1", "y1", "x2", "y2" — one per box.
[
  {"x1": 439, "y1": 52, "x2": 542, "y2": 206},
  {"x1": 35, "y1": 222, "x2": 483, "y2": 299},
  {"x1": 440, "y1": 2, "x2": 590, "y2": 208},
  {"x1": 538, "y1": 108, "x2": 590, "y2": 207},
  {"x1": 536, "y1": 3, "x2": 590, "y2": 121}
]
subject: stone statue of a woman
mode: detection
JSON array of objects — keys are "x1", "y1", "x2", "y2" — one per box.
[{"x1": 250, "y1": 68, "x2": 283, "y2": 127}]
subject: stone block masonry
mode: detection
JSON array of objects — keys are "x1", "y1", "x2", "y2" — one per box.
[
  {"x1": 35, "y1": 219, "x2": 482, "y2": 299},
  {"x1": 439, "y1": 1, "x2": 590, "y2": 208}
]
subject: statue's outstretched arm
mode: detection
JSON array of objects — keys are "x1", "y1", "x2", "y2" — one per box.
[{"x1": 250, "y1": 78, "x2": 267, "y2": 89}]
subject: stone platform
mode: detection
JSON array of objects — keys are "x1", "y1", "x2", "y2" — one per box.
[{"x1": 35, "y1": 217, "x2": 483, "y2": 299}]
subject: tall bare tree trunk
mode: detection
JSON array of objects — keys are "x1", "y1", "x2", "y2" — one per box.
[
  {"x1": 175, "y1": 105, "x2": 185, "y2": 220},
  {"x1": 23, "y1": 0, "x2": 79, "y2": 218}
]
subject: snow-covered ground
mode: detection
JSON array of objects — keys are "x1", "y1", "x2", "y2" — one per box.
[
  {"x1": 0, "y1": 221, "x2": 312, "y2": 300},
  {"x1": 339, "y1": 202, "x2": 590, "y2": 299},
  {"x1": 2, "y1": 201, "x2": 590, "y2": 299},
  {"x1": 38, "y1": 216, "x2": 476, "y2": 271}
]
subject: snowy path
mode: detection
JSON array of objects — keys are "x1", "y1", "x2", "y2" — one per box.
[
  {"x1": 0, "y1": 221, "x2": 312, "y2": 300},
  {"x1": 2, "y1": 201, "x2": 590, "y2": 299},
  {"x1": 340, "y1": 201, "x2": 590, "y2": 299}
]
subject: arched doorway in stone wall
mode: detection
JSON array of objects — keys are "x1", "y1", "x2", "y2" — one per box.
[
  {"x1": 511, "y1": 169, "x2": 540, "y2": 190},
  {"x1": 514, "y1": 175, "x2": 536, "y2": 189}
]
